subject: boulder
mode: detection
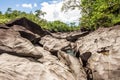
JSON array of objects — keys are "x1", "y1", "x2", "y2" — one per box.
[
  {"x1": 0, "y1": 53, "x2": 75, "y2": 80},
  {"x1": 0, "y1": 46, "x2": 86, "y2": 80},
  {"x1": 51, "y1": 31, "x2": 89, "y2": 42},
  {"x1": 0, "y1": 28, "x2": 42, "y2": 58},
  {"x1": 11, "y1": 25, "x2": 41, "y2": 44},
  {"x1": 75, "y1": 26, "x2": 120, "y2": 80},
  {"x1": 0, "y1": 17, "x2": 53, "y2": 58},
  {"x1": 58, "y1": 51, "x2": 87, "y2": 80},
  {"x1": 0, "y1": 18, "x2": 87, "y2": 80},
  {"x1": 6, "y1": 17, "x2": 50, "y2": 37},
  {"x1": 39, "y1": 35, "x2": 70, "y2": 53},
  {"x1": 0, "y1": 24, "x2": 9, "y2": 29},
  {"x1": 2, "y1": 17, "x2": 120, "y2": 80}
]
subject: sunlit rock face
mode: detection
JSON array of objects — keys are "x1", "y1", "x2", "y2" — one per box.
[
  {"x1": 0, "y1": 18, "x2": 87, "y2": 80},
  {"x1": 0, "y1": 50, "x2": 85, "y2": 80},
  {"x1": 0, "y1": 28, "x2": 42, "y2": 58},
  {"x1": 0, "y1": 17, "x2": 120, "y2": 80},
  {"x1": 39, "y1": 35, "x2": 70, "y2": 52},
  {"x1": 75, "y1": 26, "x2": 120, "y2": 80}
]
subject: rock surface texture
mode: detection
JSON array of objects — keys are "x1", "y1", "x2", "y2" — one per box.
[
  {"x1": 75, "y1": 26, "x2": 120, "y2": 80},
  {"x1": 0, "y1": 18, "x2": 87, "y2": 80},
  {"x1": 0, "y1": 17, "x2": 119, "y2": 80}
]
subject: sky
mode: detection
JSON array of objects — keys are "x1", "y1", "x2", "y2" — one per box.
[{"x1": 0, "y1": 0, "x2": 81, "y2": 24}]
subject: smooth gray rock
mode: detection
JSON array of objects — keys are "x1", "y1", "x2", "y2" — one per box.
[
  {"x1": 11, "y1": 25, "x2": 41, "y2": 43},
  {"x1": 0, "y1": 28, "x2": 42, "y2": 58},
  {"x1": 6, "y1": 17, "x2": 50, "y2": 37},
  {"x1": 39, "y1": 35, "x2": 70, "y2": 52},
  {"x1": 0, "y1": 46, "x2": 86, "y2": 80},
  {"x1": 0, "y1": 18, "x2": 87, "y2": 80},
  {"x1": 58, "y1": 51, "x2": 87, "y2": 80},
  {"x1": 75, "y1": 26, "x2": 120, "y2": 80}
]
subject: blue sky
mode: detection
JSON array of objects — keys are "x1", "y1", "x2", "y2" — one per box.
[
  {"x1": 0, "y1": 0, "x2": 56, "y2": 13},
  {"x1": 0, "y1": 0, "x2": 81, "y2": 24}
]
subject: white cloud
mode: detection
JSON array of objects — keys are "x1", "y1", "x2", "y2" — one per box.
[
  {"x1": 40, "y1": 1, "x2": 81, "y2": 24},
  {"x1": 22, "y1": 4, "x2": 33, "y2": 9},
  {"x1": 34, "y1": 3, "x2": 37, "y2": 7}
]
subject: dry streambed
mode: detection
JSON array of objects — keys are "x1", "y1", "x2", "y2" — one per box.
[{"x1": 0, "y1": 17, "x2": 119, "y2": 80}]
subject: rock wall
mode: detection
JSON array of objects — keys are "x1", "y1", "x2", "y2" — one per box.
[
  {"x1": 0, "y1": 17, "x2": 120, "y2": 80},
  {"x1": 0, "y1": 18, "x2": 87, "y2": 80},
  {"x1": 75, "y1": 26, "x2": 120, "y2": 80}
]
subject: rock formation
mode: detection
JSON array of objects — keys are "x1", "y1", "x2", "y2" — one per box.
[
  {"x1": 75, "y1": 26, "x2": 120, "y2": 80},
  {"x1": 0, "y1": 18, "x2": 87, "y2": 80},
  {"x1": 0, "y1": 17, "x2": 119, "y2": 80}
]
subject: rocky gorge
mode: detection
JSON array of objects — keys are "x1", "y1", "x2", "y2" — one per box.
[{"x1": 0, "y1": 17, "x2": 120, "y2": 80}]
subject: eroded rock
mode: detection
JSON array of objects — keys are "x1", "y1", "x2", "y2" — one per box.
[
  {"x1": 6, "y1": 17, "x2": 50, "y2": 37},
  {"x1": 11, "y1": 25, "x2": 41, "y2": 44},
  {"x1": 51, "y1": 31, "x2": 89, "y2": 42},
  {"x1": 58, "y1": 51, "x2": 87, "y2": 80},
  {"x1": 75, "y1": 26, "x2": 120, "y2": 80},
  {"x1": 39, "y1": 35, "x2": 70, "y2": 53},
  {"x1": 0, "y1": 18, "x2": 87, "y2": 80},
  {"x1": 1, "y1": 17, "x2": 120, "y2": 80},
  {"x1": 0, "y1": 53, "x2": 75, "y2": 80},
  {"x1": 0, "y1": 28, "x2": 42, "y2": 58}
]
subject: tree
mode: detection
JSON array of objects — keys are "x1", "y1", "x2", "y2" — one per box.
[
  {"x1": 6, "y1": 8, "x2": 12, "y2": 13},
  {"x1": 10, "y1": 10, "x2": 21, "y2": 18},
  {"x1": 35, "y1": 10, "x2": 46, "y2": 17},
  {"x1": 62, "y1": 0, "x2": 120, "y2": 30},
  {"x1": 5, "y1": 8, "x2": 13, "y2": 18},
  {"x1": 70, "y1": 22, "x2": 75, "y2": 27},
  {"x1": 0, "y1": 11, "x2": 2, "y2": 15},
  {"x1": 62, "y1": 0, "x2": 80, "y2": 11},
  {"x1": 1, "y1": 8, "x2": 79, "y2": 32},
  {"x1": 46, "y1": 20, "x2": 71, "y2": 32}
]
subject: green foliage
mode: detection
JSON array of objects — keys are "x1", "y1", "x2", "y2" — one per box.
[
  {"x1": 35, "y1": 10, "x2": 46, "y2": 17},
  {"x1": 62, "y1": 0, "x2": 81, "y2": 11},
  {"x1": 63, "y1": 0, "x2": 120, "y2": 30},
  {"x1": 46, "y1": 21, "x2": 80, "y2": 32},
  {"x1": 80, "y1": 0, "x2": 120, "y2": 30},
  {"x1": 80, "y1": 0, "x2": 118, "y2": 30},
  {"x1": 0, "y1": 8, "x2": 79, "y2": 32}
]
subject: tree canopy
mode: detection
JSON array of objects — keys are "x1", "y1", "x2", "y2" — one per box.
[
  {"x1": 62, "y1": 0, "x2": 120, "y2": 30},
  {"x1": 0, "y1": 8, "x2": 80, "y2": 32}
]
